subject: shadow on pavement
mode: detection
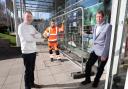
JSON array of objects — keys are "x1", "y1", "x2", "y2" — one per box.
[
  {"x1": 41, "y1": 80, "x2": 105, "y2": 89},
  {"x1": 0, "y1": 47, "x2": 22, "y2": 60}
]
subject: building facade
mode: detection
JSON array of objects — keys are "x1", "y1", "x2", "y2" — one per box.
[{"x1": 54, "y1": 0, "x2": 128, "y2": 89}]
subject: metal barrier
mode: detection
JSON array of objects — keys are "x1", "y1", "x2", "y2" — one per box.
[
  {"x1": 53, "y1": 7, "x2": 86, "y2": 57},
  {"x1": 52, "y1": 7, "x2": 95, "y2": 79}
]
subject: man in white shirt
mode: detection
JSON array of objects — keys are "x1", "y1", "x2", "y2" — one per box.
[{"x1": 18, "y1": 11, "x2": 41, "y2": 89}]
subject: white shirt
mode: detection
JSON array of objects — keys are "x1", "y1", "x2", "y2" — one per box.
[
  {"x1": 96, "y1": 25, "x2": 101, "y2": 36},
  {"x1": 18, "y1": 23, "x2": 41, "y2": 54},
  {"x1": 96, "y1": 22, "x2": 104, "y2": 36}
]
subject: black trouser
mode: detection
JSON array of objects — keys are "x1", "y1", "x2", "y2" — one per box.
[
  {"x1": 22, "y1": 52, "x2": 36, "y2": 88},
  {"x1": 85, "y1": 51, "x2": 107, "y2": 82}
]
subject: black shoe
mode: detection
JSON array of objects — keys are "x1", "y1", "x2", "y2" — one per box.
[
  {"x1": 92, "y1": 81, "x2": 99, "y2": 88},
  {"x1": 25, "y1": 86, "x2": 31, "y2": 89},
  {"x1": 81, "y1": 79, "x2": 91, "y2": 85},
  {"x1": 51, "y1": 58, "x2": 54, "y2": 62},
  {"x1": 31, "y1": 83, "x2": 42, "y2": 88}
]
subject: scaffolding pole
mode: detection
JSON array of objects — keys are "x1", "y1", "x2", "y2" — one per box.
[{"x1": 13, "y1": 0, "x2": 20, "y2": 47}]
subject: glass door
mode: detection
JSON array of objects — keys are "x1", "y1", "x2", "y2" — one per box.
[{"x1": 105, "y1": 0, "x2": 128, "y2": 89}]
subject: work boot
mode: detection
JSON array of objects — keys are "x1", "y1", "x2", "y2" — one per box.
[
  {"x1": 25, "y1": 86, "x2": 31, "y2": 89},
  {"x1": 31, "y1": 83, "x2": 42, "y2": 88},
  {"x1": 92, "y1": 79, "x2": 99, "y2": 88},
  {"x1": 81, "y1": 78, "x2": 91, "y2": 85}
]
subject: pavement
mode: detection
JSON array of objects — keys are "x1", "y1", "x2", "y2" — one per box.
[{"x1": 0, "y1": 45, "x2": 105, "y2": 89}]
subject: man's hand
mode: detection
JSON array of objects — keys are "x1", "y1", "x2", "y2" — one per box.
[
  {"x1": 101, "y1": 56, "x2": 107, "y2": 61},
  {"x1": 47, "y1": 33, "x2": 50, "y2": 37}
]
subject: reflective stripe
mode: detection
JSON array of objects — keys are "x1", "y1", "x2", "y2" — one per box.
[
  {"x1": 50, "y1": 34, "x2": 57, "y2": 35},
  {"x1": 48, "y1": 39, "x2": 57, "y2": 42}
]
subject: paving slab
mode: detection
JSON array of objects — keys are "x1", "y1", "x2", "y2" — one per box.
[{"x1": 0, "y1": 45, "x2": 105, "y2": 89}]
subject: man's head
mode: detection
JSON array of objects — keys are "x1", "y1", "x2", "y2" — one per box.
[
  {"x1": 50, "y1": 20, "x2": 56, "y2": 27},
  {"x1": 96, "y1": 10, "x2": 104, "y2": 24},
  {"x1": 23, "y1": 11, "x2": 33, "y2": 24}
]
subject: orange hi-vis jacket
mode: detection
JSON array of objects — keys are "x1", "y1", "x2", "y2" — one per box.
[{"x1": 44, "y1": 23, "x2": 64, "y2": 42}]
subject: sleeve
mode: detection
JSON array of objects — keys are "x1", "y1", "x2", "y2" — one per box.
[
  {"x1": 34, "y1": 33, "x2": 41, "y2": 39},
  {"x1": 33, "y1": 27, "x2": 42, "y2": 39},
  {"x1": 102, "y1": 24, "x2": 112, "y2": 57}
]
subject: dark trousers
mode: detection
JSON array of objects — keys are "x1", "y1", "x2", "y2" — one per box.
[
  {"x1": 22, "y1": 52, "x2": 36, "y2": 87},
  {"x1": 85, "y1": 51, "x2": 107, "y2": 82}
]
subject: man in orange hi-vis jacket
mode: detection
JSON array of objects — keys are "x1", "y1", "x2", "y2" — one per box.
[{"x1": 43, "y1": 20, "x2": 64, "y2": 62}]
